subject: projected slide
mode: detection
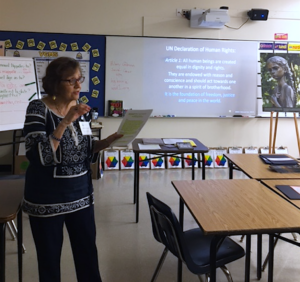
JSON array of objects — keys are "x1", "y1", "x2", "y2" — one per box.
[{"x1": 106, "y1": 37, "x2": 258, "y2": 117}]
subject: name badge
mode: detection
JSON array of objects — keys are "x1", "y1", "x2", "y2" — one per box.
[{"x1": 79, "y1": 121, "x2": 92, "y2": 135}]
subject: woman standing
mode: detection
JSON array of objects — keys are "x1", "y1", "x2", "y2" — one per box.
[{"x1": 23, "y1": 57, "x2": 122, "y2": 282}]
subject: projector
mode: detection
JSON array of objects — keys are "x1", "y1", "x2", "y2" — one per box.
[
  {"x1": 190, "y1": 9, "x2": 230, "y2": 29},
  {"x1": 247, "y1": 9, "x2": 269, "y2": 21}
]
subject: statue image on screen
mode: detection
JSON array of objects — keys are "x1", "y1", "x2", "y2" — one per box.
[{"x1": 260, "y1": 53, "x2": 300, "y2": 112}]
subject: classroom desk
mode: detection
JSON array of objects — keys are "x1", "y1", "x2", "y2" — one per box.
[
  {"x1": 224, "y1": 153, "x2": 300, "y2": 180},
  {"x1": 0, "y1": 178, "x2": 24, "y2": 282},
  {"x1": 132, "y1": 138, "x2": 208, "y2": 223},
  {"x1": 261, "y1": 179, "x2": 300, "y2": 209},
  {"x1": 172, "y1": 179, "x2": 300, "y2": 282}
]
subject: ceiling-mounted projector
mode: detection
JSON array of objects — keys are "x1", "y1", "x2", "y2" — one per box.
[{"x1": 189, "y1": 8, "x2": 230, "y2": 29}]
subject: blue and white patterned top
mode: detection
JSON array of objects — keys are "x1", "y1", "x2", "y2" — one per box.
[{"x1": 22, "y1": 99, "x2": 97, "y2": 217}]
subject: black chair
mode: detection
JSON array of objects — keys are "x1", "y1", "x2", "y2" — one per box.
[{"x1": 146, "y1": 192, "x2": 245, "y2": 282}]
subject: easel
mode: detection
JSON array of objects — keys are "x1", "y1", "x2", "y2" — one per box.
[{"x1": 269, "y1": 111, "x2": 300, "y2": 155}]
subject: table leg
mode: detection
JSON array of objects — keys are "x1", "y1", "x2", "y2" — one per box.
[
  {"x1": 201, "y1": 153, "x2": 206, "y2": 180},
  {"x1": 17, "y1": 211, "x2": 22, "y2": 282},
  {"x1": 257, "y1": 234, "x2": 262, "y2": 280},
  {"x1": 245, "y1": 235, "x2": 251, "y2": 282},
  {"x1": 177, "y1": 199, "x2": 184, "y2": 282},
  {"x1": 210, "y1": 236, "x2": 223, "y2": 282},
  {"x1": 0, "y1": 223, "x2": 6, "y2": 282},
  {"x1": 133, "y1": 152, "x2": 138, "y2": 204},
  {"x1": 135, "y1": 153, "x2": 140, "y2": 223},
  {"x1": 268, "y1": 234, "x2": 274, "y2": 282},
  {"x1": 229, "y1": 161, "x2": 233, "y2": 179},
  {"x1": 192, "y1": 153, "x2": 195, "y2": 180}
]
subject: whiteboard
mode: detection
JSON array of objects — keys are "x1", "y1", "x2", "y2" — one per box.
[
  {"x1": 0, "y1": 56, "x2": 38, "y2": 131},
  {"x1": 105, "y1": 36, "x2": 258, "y2": 117}
]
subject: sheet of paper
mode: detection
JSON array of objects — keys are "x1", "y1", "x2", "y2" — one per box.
[
  {"x1": 110, "y1": 109, "x2": 153, "y2": 147},
  {"x1": 138, "y1": 144, "x2": 161, "y2": 150},
  {"x1": 162, "y1": 138, "x2": 195, "y2": 146},
  {"x1": 267, "y1": 157, "x2": 294, "y2": 161},
  {"x1": 290, "y1": 186, "x2": 300, "y2": 195},
  {"x1": 163, "y1": 138, "x2": 187, "y2": 145},
  {"x1": 142, "y1": 138, "x2": 164, "y2": 145}
]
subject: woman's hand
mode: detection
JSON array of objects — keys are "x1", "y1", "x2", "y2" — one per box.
[
  {"x1": 63, "y1": 103, "x2": 91, "y2": 125},
  {"x1": 105, "y1": 132, "x2": 124, "y2": 145}
]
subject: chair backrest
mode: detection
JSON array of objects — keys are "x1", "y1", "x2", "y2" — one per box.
[{"x1": 146, "y1": 192, "x2": 185, "y2": 261}]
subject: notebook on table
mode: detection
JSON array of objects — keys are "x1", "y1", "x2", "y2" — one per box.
[
  {"x1": 276, "y1": 185, "x2": 300, "y2": 200},
  {"x1": 260, "y1": 154, "x2": 298, "y2": 166},
  {"x1": 269, "y1": 165, "x2": 300, "y2": 173}
]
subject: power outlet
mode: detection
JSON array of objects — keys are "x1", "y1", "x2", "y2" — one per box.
[{"x1": 176, "y1": 9, "x2": 190, "y2": 18}]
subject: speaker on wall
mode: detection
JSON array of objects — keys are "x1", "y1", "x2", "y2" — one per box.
[{"x1": 247, "y1": 9, "x2": 269, "y2": 21}]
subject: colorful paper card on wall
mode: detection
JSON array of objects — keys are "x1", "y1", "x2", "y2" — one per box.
[
  {"x1": 139, "y1": 153, "x2": 150, "y2": 169},
  {"x1": 183, "y1": 153, "x2": 199, "y2": 168},
  {"x1": 259, "y1": 42, "x2": 273, "y2": 50},
  {"x1": 92, "y1": 63, "x2": 101, "y2": 71},
  {"x1": 37, "y1": 41, "x2": 46, "y2": 50},
  {"x1": 167, "y1": 154, "x2": 182, "y2": 169},
  {"x1": 120, "y1": 150, "x2": 134, "y2": 170},
  {"x1": 92, "y1": 49, "x2": 100, "y2": 57},
  {"x1": 274, "y1": 33, "x2": 288, "y2": 40},
  {"x1": 16, "y1": 40, "x2": 24, "y2": 49},
  {"x1": 27, "y1": 38, "x2": 35, "y2": 47},
  {"x1": 91, "y1": 90, "x2": 99, "y2": 98},
  {"x1": 288, "y1": 43, "x2": 300, "y2": 52},
  {"x1": 213, "y1": 149, "x2": 228, "y2": 168},
  {"x1": 150, "y1": 154, "x2": 165, "y2": 169},
  {"x1": 104, "y1": 150, "x2": 119, "y2": 170},
  {"x1": 200, "y1": 150, "x2": 214, "y2": 168},
  {"x1": 71, "y1": 42, "x2": 79, "y2": 51},
  {"x1": 82, "y1": 43, "x2": 91, "y2": 52},
  {"x1": 59, "y1": 43, "x2": 68, "y2": 51},
  {"x1": 49, "y1": 40, "x2": 57, "y2": 49}
]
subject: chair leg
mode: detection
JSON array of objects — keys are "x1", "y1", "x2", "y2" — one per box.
[
  {"x1": 292, "y1": 233, "x2": 297, "y2": 241},
  {"x1": 240, "y1": 235, "x2": 245, "y2": 242},
  {"x1": 151, "y1": 247, "x2": 168, "y2": 282},
  {"x1": 10, "y1": 220, "x2": 26, "y2": 253},
  {"x1": 220, "y1": 266, "x2": 234, "y2": 282},
  {"x1": 7, "y1": 222, "x2": 17, "y2": 240},
  {"x1": 205, "y1": 273, "x2": 210, "y2": 282},
  {"x1": 262, "y1": 236, "x2": 279, "y2": 271}
]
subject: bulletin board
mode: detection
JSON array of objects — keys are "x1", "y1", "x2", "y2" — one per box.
[{"x1": 0, "y1": 30, "x2": 105, "y2": 115}]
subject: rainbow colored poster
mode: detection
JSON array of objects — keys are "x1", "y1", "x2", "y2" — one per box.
[
  {"x1": 167, "y1": 154, "x2": 182, "y2": 169},
  {"x1": 183, "y1": 153, "x2": 199, "y2": 168},
  {"x1": 150, "y1": 154, "x2": 165, "y2": 169},
  {"x1": 139, "y1": 153, "x2": 150, "y2": 169},
  {"x1": 213, "y1": 149, "x2": 228, "y2": 168},
  {"x1": 120, "y1": 150, "x2": 135, "y2": 170},
  {"x1": 104, "y1": 150, "x2": 119, "y2": 170},
  {"x1": 200, "y1": 150, "x2": 214, "y2": 168}
]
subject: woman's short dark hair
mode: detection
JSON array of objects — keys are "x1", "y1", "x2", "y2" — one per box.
[{"x1": 42, "y1": 57, "x2": 81, "y2": 97}]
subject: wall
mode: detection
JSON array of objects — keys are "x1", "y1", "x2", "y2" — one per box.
[{"x1": 1, "y1": 0, "x2": 300, "y2": 163}]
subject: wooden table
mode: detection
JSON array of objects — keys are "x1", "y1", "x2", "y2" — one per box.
[
  {"x1": 262, "y1": 179, "x2": 300, "y2": 209},
  {"x1": 172, "y1": 179, "x2": 300, "y2": 282},
  {"x1": 224, "y1": 153, "x2": 300, "y2": 180},
  {"x1": 0, "y1": 178, "x2": 24, "y2": 282},
  {"x1": 132, "y1": 138, "x2": 208, "y2": 222}
]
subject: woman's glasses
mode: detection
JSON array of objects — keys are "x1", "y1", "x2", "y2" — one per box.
[{"x1": 61, "y1": 76, "x2": 85, "y2": 86}]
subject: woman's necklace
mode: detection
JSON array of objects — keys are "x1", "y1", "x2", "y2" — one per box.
[{"x1": 54, "y1": 101, "x2": 65, "y2": 117}]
